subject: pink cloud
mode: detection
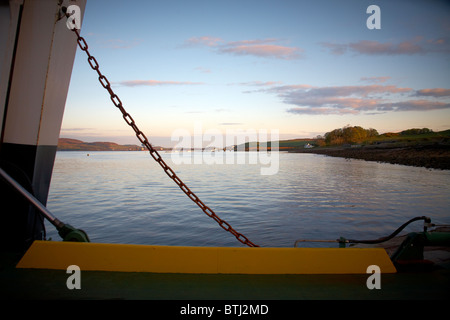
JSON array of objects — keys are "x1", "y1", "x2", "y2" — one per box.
[
  {"x1": 284, "y1": 96, "x2": 383, "y2": 113},
  {"x1": 415, "y1": 88, "x2": 450, "y2": 97},
  {"x1": 321, "y1": 37, "x2": 450, "y2": 56},
  {"x1": 184, "y1": 36, "x2": 303, "y2": 59},
  {"x1": 351, "y1": 40, "x2": 424, "y2": 55}
]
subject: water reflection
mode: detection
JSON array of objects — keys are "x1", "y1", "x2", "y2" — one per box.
[{"x1": 47, "y1": 151, "x2": 450, "y2": 247}]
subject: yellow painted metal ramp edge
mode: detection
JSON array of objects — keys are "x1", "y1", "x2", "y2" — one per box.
[{"x1": 16, "y1": 241, "x2": 396, "y2": 274}]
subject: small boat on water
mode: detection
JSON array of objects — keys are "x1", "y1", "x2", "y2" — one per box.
[{"x1": 0, "y1": 0, "x2": 449, "y2": 303}]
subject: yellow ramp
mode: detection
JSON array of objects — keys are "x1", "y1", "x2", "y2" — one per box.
[{"x1": 16, "y1": 240, "x2": 396, "y2": 274}]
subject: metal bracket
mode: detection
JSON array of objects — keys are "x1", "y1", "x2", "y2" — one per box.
[
  {"x1": 391, "y1": 231, "x2": 450, "y2": 271},
  {"x1": 58, "y1": 224, "x2": 90, "y2": 242},
  {"x1": 0, "y1": 167, "x2": 90, "y2": 242}
]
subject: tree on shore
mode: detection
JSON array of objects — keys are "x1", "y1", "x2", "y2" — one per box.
[
  {"x1": 400, "y1": 128, "x2": 433, "y2": 135},
  {"x1": 324, "y1": 125, "x2": 378, "y2": 146}
]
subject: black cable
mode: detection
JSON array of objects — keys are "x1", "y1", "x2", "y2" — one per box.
[{"x1": 345, "y1": 216, "x2": 431, "y2": 244}]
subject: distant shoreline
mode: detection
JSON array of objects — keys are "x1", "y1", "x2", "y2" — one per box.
[
  {"x1": 58, "y1": 138, "x2": 450, "y2": 170},
  {"x1": 57, "y1": 138, "x2": 146, "y2": 152},
  {"x1": 292, "y1": 143, "x2": 450, "y2": 170}
]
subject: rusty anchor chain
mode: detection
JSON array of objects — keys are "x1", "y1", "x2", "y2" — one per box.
[{"x1": 65, "y1": 15, "x2": 259, "y2": 247}]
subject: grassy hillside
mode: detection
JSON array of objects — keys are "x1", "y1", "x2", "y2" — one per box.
[
  {"x1": 369, "y1": 129, "x2": 450, "y2": 145},
  {"x1": 292, "y1": 129, "x2": 449, "y2": 150},
  {"x1": 235, "y1": 138, "x2": 316, "y2": 151},
  {"x1": 58, "y1": 138, "x2": 144, "y2": 151},
  {"x1": 290, "y1": 128, "x2": 450, "y2": 170}
]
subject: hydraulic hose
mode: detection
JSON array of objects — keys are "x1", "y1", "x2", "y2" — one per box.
[{"x1": 344, "y1": 216, "x2": 431, "y2": 244}]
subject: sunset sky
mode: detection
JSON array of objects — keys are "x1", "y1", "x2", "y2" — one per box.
[{"x1": 61, "y1": 0, "x2": 450, "y2": 146}]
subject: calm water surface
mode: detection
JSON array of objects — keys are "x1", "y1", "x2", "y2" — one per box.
[{"x1": 46, "y1": 151, "x2": 450, "y2": 247}]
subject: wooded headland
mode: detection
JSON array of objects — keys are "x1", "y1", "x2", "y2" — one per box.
[{"x1": 287, "y1": 126, "x2": 450, "y2": 170}]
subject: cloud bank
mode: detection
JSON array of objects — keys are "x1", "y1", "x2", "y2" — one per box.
[
  {"x1": 184, "y1": 36, "x2": 302, "y2": 60},
  {"x1": 320, "y1": 37, "x2": 450, "y2": 56},
  {"x1": 245, "y1": 83, "x2": 450, "y2": 115}
]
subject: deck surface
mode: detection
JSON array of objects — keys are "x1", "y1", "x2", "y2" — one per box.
[{"x1": 2, "y1": 254, "x2": 449, "y2": 300}]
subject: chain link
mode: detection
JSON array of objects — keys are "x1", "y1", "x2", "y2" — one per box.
[{"x1": 69, "y1": 28, "x2": 259, "y2": 247}]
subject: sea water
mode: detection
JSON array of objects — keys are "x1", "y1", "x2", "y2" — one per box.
[{"x1": 46, "y1": 151, "x2": 450, "y2": 247}]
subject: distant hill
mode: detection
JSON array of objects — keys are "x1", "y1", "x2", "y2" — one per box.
[
  {"x1": 59, "y1": 127, "x2": 450, "y2": 152},
  {"x1": 234, "y1": 128, "x2": 450, "y2": 151},
  {"x1": 57, "y1": 138, "x2": 144, "y2": 151}
]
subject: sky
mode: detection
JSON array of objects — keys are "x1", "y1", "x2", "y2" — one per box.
[{"x1": 61, "y1": 0, "x2": 450, "y2": 147}]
